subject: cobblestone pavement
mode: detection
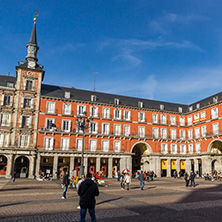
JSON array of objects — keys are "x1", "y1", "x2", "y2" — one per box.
[{"x1": 0, "y1": 177, "x2": 221, "y2": 222}]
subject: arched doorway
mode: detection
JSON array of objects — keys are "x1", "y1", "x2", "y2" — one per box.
[
  {"x1": 209, "y1": 140, "x2": 222, "y2": 154},
  {"x1": 131, "y1": 142, "x2": 151, "y2": 174},
  {"x1": 0, "y1": 155, "x2": 7, "y2": 176},
  {"x1": 212, "y1": 160, "x2": 219, "y2": 173},
  {"x1": 15, "y1": 156, "x2": 29, "y2": 178}
]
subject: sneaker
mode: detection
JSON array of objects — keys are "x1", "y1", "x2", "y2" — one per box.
[
  {"x1": 77, "y1": 206, "x2": 80, "y2": 209},
  {"x1": 61, "y1": 197, "x2": 65, "y2": 199}
]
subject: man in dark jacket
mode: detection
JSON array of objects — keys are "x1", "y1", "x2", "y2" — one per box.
[
  {"x1": 62, "y1": 171, "x2": 69, "y2": 199},
  {"x1": 138, "y1": 171, "x2": 145, "y2": 190},
  {"x1": 190, "y1": 170, "x2": 196, "y2": 187},
  {"x1": 78, "y1": 173, "x2": 99, "y2": 222}
]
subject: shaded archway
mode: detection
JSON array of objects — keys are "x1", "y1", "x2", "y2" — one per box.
[
  {"x1": 0, "y1": 155, "x2": 7, "y2": 176},
  {"x1": 208, "y1": 140, "x2": 222, "y2": 154},
  {"x1": 131, "y1": 142, "x2": 151, "y2": 174},
  {"x1": 15, "y1": 156, "x2": 29, "y2": 178},
  {"x1": 212, "y1": 159, "x2": 220, "y2": 173}
]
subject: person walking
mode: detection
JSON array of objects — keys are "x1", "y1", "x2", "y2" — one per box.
[
  {"x1": 184, "y1": 172, "x2": 190, "y2": 187},
  {"x1": 12, "y1": 171, "x2": 16, "y2": 183},
  {"x1": 117, "y1": 170, "x2": 121, "y2": 181},
  {"x1": 78, "y1": 173, "x2": 99, "y2": 222},
  {"x1": 120, "y1": 173, "x2": 125, "y2": 190},
  {"x1": 190, "y1": 170, "x2": 196, "y2": 187},
  {"x1": 124, "y1": 173, "x2": 131, "y2": 191},
  {"x1": 61, "y1": 171, "x2": 69, "y2": 199},
  {"x1": 138, "y1": 171, "x2": 145, "y2": 190}
]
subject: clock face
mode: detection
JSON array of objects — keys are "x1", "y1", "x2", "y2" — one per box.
[{"x1": 28, "y1": 61, "x2": 36, "y2": 68}]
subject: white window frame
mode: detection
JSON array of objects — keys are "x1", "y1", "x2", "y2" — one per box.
[
  {"x1": 89, "y1": 139, "x2": 97, "y2": 152},
  {"x1": 152, "y1": 114, "x2": 158, "y2": 124},
  {"x1": 170, "y1": 116, "x2": 176, "y2": 125},
  {"x1": 114, "y1": 140, "x2": 121, "y2": 152},
  {"x1": 0, "y1": 133, "x2": 10, "y2": 147},
  {"x1": 124, "y1": 110, "x2": 131, "y2": 121},
  {"x1": 188, "y1": 116, "x2": 192, "y2": 126},
  {"x1": 124, "y1": 125, "x2": 130, "y2": 137},
  {"x1": 102, "y1": 123, "x2": 110, "y2": 135},
  {"x1": 63, "y1": 103, "x2": 72, "y2": 115},
  {"x1": 171, "y1": 144, "x2": 177, "y2": 154},
  {"x1": 179, "y1": 117, "x2": 185, "y2": 126},
  {"x1": 103, "y1": 108, "x2": 110, "y2": 119},
  {"x1": 201, "y1": 111, "x2": 206, "y2": 119},
  {"x1": 62, "y1": 119, "x2": 71, "y2": 132},
  {"x1": 188, "y1": 129, "x2": 193, "y2": 140},
  {"x1": 102, "y1": 140, "x2": 109, "y2": 152},
  {"x1": 77, "y1": 105, "x2": 86, "y2": 116},
  {"x1": 161, "y1": 143, "x2": 168, "y2": 153},
  {"x1": 213, "y1": 123, "x2": 219, "y2": 135},
  {"x1": 90, "y1": 106, "x2": 98, "y2": 117},
  {"x1": 138, "y1": 126, "x2": 145, "y2": 138},
  {"x1": 76, "y1": 138, "x2": 83, "y2": 151},
  {"x1": 45, "y1": 118, "x2": 55, "y2": 131},
  {"x1": 114, "y1": 109, "x2": 121, "y2": 120},
  {"x1": 90, "y1": 122, "x2": 98, "y2": 134},
  {"x1": 114, "y1": 98, "x2": 119, "y2": 105},
  {"x1": 114, "y1": 124, "x2": 121, "y2": 136},
  {"x1": 61, "y1": 138, "x2": 70, "y2": 150},
  {"x1": 188, "y1": 144, "x2": 193, "y2": 154},
  {"x1": 161, "y1": 114, "x2": 167, "y2": 124},
  {"x1": 44, "y1": 137, "x2": 54, "y2": 150},
  {"x1": 201, "y1": 126, "x2": 206, "y2": 137},
  {"x1": 180, "y1": 130, "x2": 186, "y2": 140},
  {"x1": 91, "y1": 95, "x2": 96, "y2": 102},
  {"x1": 211, "y1": 107, "x2": 218, "y2": 119},
  {"x1": 195, "y1": 127, "x2": 200, "y2": 139},
  {"x1": 195, "y1": 143, "x2": 201, "y2": 153},
  {"x1": 171, "y1": 129, "x2": 176, "y2": 140},
  {"x1": 138, "y1": 112, "x2": 145, "y2": 122},
  {"x1": 46, "y1": 102, "x2": 56, "y2": 114},
  {"x1": 153, "y1": 127, "x2": 159, "y2": 139},
  {"x1": 161, "y1": 128, "x2": 167, "y2": 139},
  {"x1": 180, "y1": 144, "x2": 186, "y2": 154}
]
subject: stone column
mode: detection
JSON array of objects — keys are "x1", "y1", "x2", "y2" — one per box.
[
  {"x1": 84, "y1": 156, "x2": 88, "y2": 175},
  {"x1": 6, "y1": 154, "x2": 13, "y2": 179},
  {"x1": 108, "y1": 157, "x2": 113, "y2": 178},
  {"x1": 53, "y1": 155, "x2": 58, "y2": 179},
  {"x1": 126, "y1": 156, "x2": 132, "y2": 172},
  {"x1": 70, "y1": 157, "x2": 75, "y2": 172},
  {"x1": 194, "y1": 159, "x2": 199, "y2": 173},
  {"x1": 176, "y1": 159, "x2": 180, "y2": 173},
  {"x1": 185, "y1": 159, "x2": 191, "y2": 173},
  {"x1": 167, "y1": 159, "x2": 171, "y2": 177},
  {"x1": 151, "y1": 157, "x2": 161, "y2": 177},
  {"x1": 202, "y1": 157, "x2": 211, "y2": 174},
  {"x1": 28, "y1": 155, "x2": 35, "y2": 179},
  {"x1": 35, "y1": 153, "x2": 41, "y2": 177},
  {"x1": 96, "y1": 157, "x2": 101, "y2": 173},
  {"x1": 120, "y1": 156, "x2": 126, "y2": 172}
]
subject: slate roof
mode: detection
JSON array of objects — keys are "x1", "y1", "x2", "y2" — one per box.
[{"x1": 0, "y1": 75, "x2": 220, "y2": 113}]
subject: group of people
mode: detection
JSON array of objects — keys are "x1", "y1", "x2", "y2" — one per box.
[
  {"x1": 120, "y1": 173, "x2": 131, "y2": 190},
  {"x1": 184, "y1": 170, "x2": 196, "y2": 187},
  {"x1": 203, "y1": 170, "x2": 222, "y2": 181},
  {"x1": 62, "y1": 170, "x2": 99, "y2": 222}
]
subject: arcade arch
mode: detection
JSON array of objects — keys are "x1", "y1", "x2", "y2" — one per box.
[{"x1": 14, "y1": 156, "x2": 29, "y2": 178}]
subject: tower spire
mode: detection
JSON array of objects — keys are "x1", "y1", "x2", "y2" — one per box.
[{"x1": 25, "y1": 11, "x2": 39, "y2": 69}]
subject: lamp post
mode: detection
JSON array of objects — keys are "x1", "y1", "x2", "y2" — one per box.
[{"x1": 76, "y1": 112, "x2": 92, "y2": 177}]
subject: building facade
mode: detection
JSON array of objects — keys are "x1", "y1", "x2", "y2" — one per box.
[{"x1": 0, "y1": 19, "x2": 222, "y2": 179}]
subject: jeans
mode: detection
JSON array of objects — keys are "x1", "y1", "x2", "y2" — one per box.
[
  {"x1": 12, "y1": 177, "x2": 15, "y2": 183},
  {"x1": 191, "y1": 179, "x2": 195, "y2": 187},
  {"x1": 140, "y1": 180, "x2": 144, "y2": 190},
  {"x1": 80, "y1": 208, "x2": 96, "y2": 222},
  {"x1": 62, "y1": 185, "x2": 68, "y2": 198}
]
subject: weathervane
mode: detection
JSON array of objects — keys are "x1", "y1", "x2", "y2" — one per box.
[
  {"x1": 93, "y1": 69, "x2": 98, "y2": 91},
  {"x1": 33, "y1": 8, "x2": 39, "y2": 21}
]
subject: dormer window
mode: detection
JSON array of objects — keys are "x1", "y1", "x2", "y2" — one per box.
[
  {"x1": 178, "y1": 107, "x2": 183, "y2": 113},
  {"x1": 114, "y1": 98, "x2": 119, "y2": 105},
  {"x1": 196, "y1": 103, "x2": 200, "y2": 109},
  {"x1": 7, "y1": 82, "x2": 13, "y2": 88},
  {"x1": 213, "y1": 96, "x2": 218, "y2": 103},
  {"x1": 64, "y1": 91, "x2": 71, "y2": 99},
  {"x1": 138, "y1": 101, "x2": 143, "y2": 108},
  {"x1": 91, "y1": 95, "x2": 96, "y2": 102},
  {"x1": 189, "y1": 106, "x2": 193, "y2": 112},
  {"x1": 160, "y1": 104, "x2": 164, "y2": 110}
]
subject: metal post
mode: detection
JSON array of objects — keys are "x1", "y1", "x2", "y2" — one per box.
[{"x1": 80, "y1": 130, "x2": 85, "y2": 177}]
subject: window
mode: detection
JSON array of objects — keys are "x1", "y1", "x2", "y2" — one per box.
[
  {"x1": 213, "y1": 123, "x2": 219, "y2": 135},
  {"x1": 189, "y1": 106, "x2": 193, "y2": 112},
  {"x1": 138, "y1": 112, "x2": 145, "y2": 122},
  {"x1": 19, "y1": 134, "x2": 30, "y2": 148},
  {"x1": 0, "y1": 133, "x2": 10, "y2": 147},
  {"x1": 114, "y1": 109, "x2": 121, "y2": 120},
  {"x1": 114, "y1": 124, "x2": 121, "y2": 136},
  {"x1": 124, "y1": 110, "x2": 131, "y2": 121},
  {"x1": 44, "y1": 137, "x2": 53, "y2": 150},
  {"x1": 24, "y1": 98, "x2": 32, "y2": 108},
  {"x1": 61, "y1": 138, "x2": 70, "y2": 150},
  {"x1": 64, "y1": 91, "x2": 71, "y2": 99},
  {"x1": 102, "y1": 123, "x2": 109, "y2": 135},
  {"x1": 76, "y1": 138, "x2": 82, "y2": 151},
  {"x1": 102, "y1": 140, "x2": 109, "y2": 152},
  {"x1": 188, "y1": 144, "x2": 193, "y2": 153},
  {"x1": 195, "y1": 127, "x2": 200, "y2": 139},
  {"x1": 114, "y1": 98, "x2": 119, "y2": 105},
  {"x1": 153, "y1": 128, "x2": 159, "y2": 138},
  {"x1": 138, "y1": 126, "x2": 145, "y2": 137},
  {"x1": 90, "y1": 122, "x2": 98, "y2": 134},
  {"x1": 180, "y1": 130, "x2": 186, "y2": 140},
  {"x1": 103, "y1": 108, "x2": 110, "y2": 119},
  {"x1": 171, "y1": 129, "x2": 176, "y2": 140},
  {"x1": 170, "y1": 116, "x2": 176, "y2": 125},
  {"x1": 62, "y1": 120, "x2": 71, "y2": 132},
  {"x1": 77, "y1": 105, "x2": 86, "y2": 116},
  {"x1": 0, "y1": 113, "x2": 11, "y2": 127},
  {"x1": 188, "y1": 116, "x2": 192, "y2": 126},
  {"x1": 46, "y1": 118, "x2": 55, "y2": 131},
  {"x1": 196, "y1": 103, "x2": 200, "y2": 109},
  {"x1": 194, "y1": 113, "x2": 199, "y2": 121},
  {"x1": 63, "y1": 103, "x2": 72, "y2": 115},
  {"x1": 46, "y1": 102, "x2": 55, "y2": 114},
  {"x1": 171, "y1": 144, "x2": 177, "y2": 154},
  {"x1": 124, "y1": 125, "x2": 130, "y2": 136},
  {"x1": 161, "y1": 128, "x2": 167, "y2": 139},
  {"x1": 201, "y1": 126, "x2": 206, "y2": 137},
  {"x1": 25, "y1": 80, "x2": 33, "y2": 91},
  {"x1": 89, "y1": 140, "x2": 97, "y2": 151},
  {"x1": 3, "y1": 95, "x2": 12, "y2": 106},
  {"x1": 114, "y1": 141, "x2": 121, "y2": 152},
  {"x1": 179, "y1": 117, "x2": 185, "y2": 126},
  {"x1": 91, "y1": 95, "x2": 96, "y2": 102},
  {"x1": 161, "y1": 115, "x2": 167, "y2": 124},
  {"x1": 152, "y1": 114, "x2": 158, "y2": 123},
  {"x1": 7, "y1": 82, "x2": 14, "y2": 88},
  {"x1": 196, "y1": 143, "x2": 201, "y2": 153},
  {"x1": 138, "y1": 101, "x2": 143, "y2": 108},
  {"x1": 178, "y1": 107, "x2": 183, "y2": 113},
  {"x1": 180, "y1": 144, "x2": 186, "y2": 154},
  {"x1": 90, "y1": 106, "x2": 98, "y2": 117},
  {"x1": 211, "y1": 107, "x2": 218, "y2": 119},
  {"x1": 213, "y1": 96, "x2": 218, "y2": 103},
  {"x1": 160, "y1": 104, "x2": 164, "y2": 110},
  {"x1": 21, "y1": 116, "x2": 31, "y2": 128},
  {"x1": 188, "y1": 129, "x2": 193, "y2": 140},
  {"x1": 161, "y1": 143, "x2": 168, "y2": 153},
  {"x1": 201, "y1": 111, "x2": 206, "y2": 120}
]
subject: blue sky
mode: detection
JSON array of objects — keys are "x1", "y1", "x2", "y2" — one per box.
[{"x1": 1, "y1": 0, "x2": 222, "y2": 104}]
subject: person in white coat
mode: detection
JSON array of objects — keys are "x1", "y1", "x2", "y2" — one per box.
[{"x1": 124, "y1": 173, "x2": 131, "y2": 191}]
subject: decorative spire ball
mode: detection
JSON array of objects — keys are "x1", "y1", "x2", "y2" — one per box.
[{"x1": 34, "y1": 17, "x2": 37, "y2": 22}]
